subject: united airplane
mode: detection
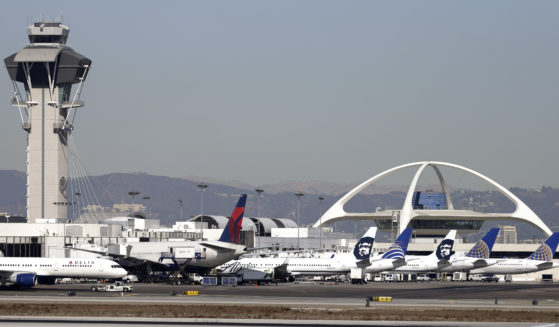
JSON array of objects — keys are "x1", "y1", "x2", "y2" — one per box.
[
  {"x1": 0, "y1": 257, "x2": 127, "y2": 287},
  {"x1": 364, "y1": 228, "x2": 412, "y2": 274},
  {"x1": 470, "y1": 232, "x2": 559, "y2": 275},
  {"x1": 390, "y1": 229, "x2": 457, "y2": 273},
  {"x1": 438, "y1": 228, "x2": 500, "y2": 273}
]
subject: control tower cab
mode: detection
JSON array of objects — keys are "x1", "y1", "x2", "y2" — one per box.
[{"x1": 4, "y1": 21, "x2": 92, "y2": 222}]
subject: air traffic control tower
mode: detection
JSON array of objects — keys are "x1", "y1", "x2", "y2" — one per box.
[{"x1": 4, "y1": 21, "x2": 91, "y2": 222}]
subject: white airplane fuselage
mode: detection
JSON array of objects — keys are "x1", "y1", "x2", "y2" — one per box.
[
  {"x1": 365, "y1": 257, "x2": 406, "y2": 273},
  {"x1": 286, "y1": 254, "x2": 361, "y2": 276},
  {"x1": 470, "y1": 259, "x2": 558, "y2": 275},
  {"x1": 391, "y1": 255, "x2": 451, "y2": 273},
  {"x1": 437, "y1": 258, "x2": 498, "y2": 273},
  {"x1": 125, "y1": 240, "x2": 246, "y2": 271},
  {"x1": 0, "y1": 257, "x2": 127, "y2": 285}
]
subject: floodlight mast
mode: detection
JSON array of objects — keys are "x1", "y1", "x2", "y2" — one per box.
[{"x1": 4, "y1": 21, "x2": 92, "y2": 222}]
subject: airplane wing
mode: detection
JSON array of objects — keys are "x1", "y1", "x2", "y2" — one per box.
[
  {"x1": 356, "y1": 259, "x2": 371, "y2": 268},
  {"x1": 198, "y1": 241, "x2": 245, "y2": 252},
  {"x1": 66, "y1": 246, "x2": 119, "y2": 257},
  {"x1": 68, "y1": 246, "x2": 160, "y2": 268},
  {"x1": 392, "y1": 257, "x2": 406, "y2": 265},
  {"x1": 536, "y1": 261, "x2": 554, "y2": 270}
]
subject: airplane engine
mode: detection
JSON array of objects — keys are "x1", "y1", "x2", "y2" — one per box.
[
  {"x1": 37, "y1": 276, "x2": 57, "y2": 285},
  {"x1": 9, "y1": 273, "x2": 37, "y2": 287}
]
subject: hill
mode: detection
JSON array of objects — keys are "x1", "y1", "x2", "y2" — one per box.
[{"x1": 0, "y1": 170, "x2": 558, "y2": 241}]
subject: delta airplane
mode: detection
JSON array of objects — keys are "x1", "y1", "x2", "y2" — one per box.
[
  {"x1": 285, "y1": 227, "x2": 378, "y2": 277},
  {"x1": 390, "y1": 229, "x2": 457, "y2": 273},
  {"x1": 438, "y1": 228, "x2": 500, "y2": 273},
  {"x1": 73, "y1": 194, "x2": 248, "y2": 276},
  {"x1": 364, "y1": 228, "x2": 412, "y2": 274},
  {"x1": 470, "y1": 232, "x2": 559, "y2": 275},
  {"x1": 0, "y1": 257, "x2": 127, "y2": 287}
]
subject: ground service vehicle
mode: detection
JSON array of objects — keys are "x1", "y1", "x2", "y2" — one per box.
[{"x1": 91, "y1": 281, "x2": 133, "y2": 292}]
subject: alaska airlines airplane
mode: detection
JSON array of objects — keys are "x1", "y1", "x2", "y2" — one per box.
[
  {"x1": 390, "y1": 229, "x2": 457, "y2": 273},
  {"x1": 364, "y1": 228, "x2": 412, "y2": 274},
  {"x1": 438, "y1": 228, "x2": 500, "y2": 273},
  {"x1": 0, "y1": 257, "x2": 127, "y2": 287},
  {"x1": 470, "y1": 232, "x2": 559, "y2": 275},
  {"x1": 218, "y1": 256, "x2": 288, "y2": 282},
  {"x1": 285, "y1": 227, "x2": 378, "y2": 277},
  {"x1": 73, "y1": 194, "x2": 248, "y2": 276}
]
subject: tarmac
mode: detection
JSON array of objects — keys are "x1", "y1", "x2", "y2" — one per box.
[{"x1": 0, "y1": 281, "x2": 557, "y2": 326}]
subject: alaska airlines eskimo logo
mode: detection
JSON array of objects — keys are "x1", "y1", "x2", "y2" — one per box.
[
  {"x1": 466, "y1": 240, "x2": 490, "y2": 259},
  {"x1": 529, "y1": 244, "x2": 553, "y2": 261},
  {"x1": 436, "y1": 239, "x2": 454, "y2": 260},
  {"x1": 353, "y1": 237, "x2": 374, "y2": 260}
]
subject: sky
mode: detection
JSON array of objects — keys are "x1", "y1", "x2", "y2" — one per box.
[{"x1": 0, "y1": 1, "x2": 558, "y2": 188}]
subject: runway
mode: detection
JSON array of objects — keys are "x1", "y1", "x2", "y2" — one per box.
[
  {"x1": 0, "y1": 282, "x2": 557, "y2": 326},
  {"x1": 0, "y1": 281, "x2": 557, "y2": 308}
]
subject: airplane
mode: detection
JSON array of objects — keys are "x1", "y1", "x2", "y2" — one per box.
[
  {"x1": 285, "y1": 227, "x2": 378, "y2": 277},
  {"x1": 0, "y1": 256, "x2": 127, "y2": 287},
  {"x1": 72, "y1": 194, "x2": 248, "y2": 278},
  {"x1": 217, "y1": 227, "x2": 378, "y2": 281},
  {"x1": 218, "y1": 256, "x2": 289, "y2": 283},
  {"x1": 363, "y1": 227, "x2": 412, "y2": 274},
  {"x1": 389, "y1": 229, "x2": 457, "y2": 273},
  {"x1": 469, "y1": 232, "x2": 559, "y2": 275},
  {"x1": 437, "y1": 228, "x2": 500, "y2": 273}
]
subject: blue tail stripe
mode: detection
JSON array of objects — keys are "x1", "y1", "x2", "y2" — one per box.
[{"x1": 381, "y1": 228, "x2": 412, "y2": 259}]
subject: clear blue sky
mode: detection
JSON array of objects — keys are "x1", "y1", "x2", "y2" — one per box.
[{"x1": 1, "y1": 1, "x2": 558, "y2": 188}]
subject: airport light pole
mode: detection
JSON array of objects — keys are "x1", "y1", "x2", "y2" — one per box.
[
  {"x1": 295, "y1": 192, "x2": 304, "y2": 250},
  {"x1": 128, "y1": 191, "x2": 140, "y2": 204},
  {"x1": 318, "y1": 195, "x2": 325, "y2": 250},
  {"x1": 197, "y1": 183, "x2": 208, "y2": 240},
  {"x1": 178, "y1": 199, "x2": 183, "y2": 220},
  {"x1": 142, "y1": 196, "x2": 151, "y2": 218},
  {"x1": 255, "y1": 188, "x2": 264, "y2": 248},
  {"x1": 74, "y1": 192, "x2": 81, "y2": 220}
]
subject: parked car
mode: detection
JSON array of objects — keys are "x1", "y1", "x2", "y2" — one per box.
[
  {"x1": 123, "y1": 275, "x2": 139, "y2": 283},
  {"x1": 416, "y1": 274, "x2": 430, "y2": 282},
  {"x1": 481, "y1": 274, "x2": 499, "y2": 282}
]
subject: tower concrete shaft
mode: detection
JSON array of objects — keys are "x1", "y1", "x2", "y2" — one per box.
[{"x1": 4, "y1": 21, "x2": 91, "y2": 222}]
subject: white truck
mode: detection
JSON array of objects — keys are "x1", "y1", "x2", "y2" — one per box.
[
  {"x1": 350, "y1": 268, "x2": 365, "y2": 284},
  {"x1": 90, "y1": 281, "x2": 133, "y2": 292},
  {"x1": 186, "y1": 273, "x2": 203, "y2": 285}
]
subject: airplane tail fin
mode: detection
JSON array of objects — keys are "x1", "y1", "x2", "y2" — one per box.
[
  {"x1": 352, "y1": 227, "x2": 377, "y2": 260},
  {"x1": 381, "y1": 228, "x2": 412, "y2": 259},
  {"x1": 218, "y1": 194, "x2": 247, "y2": 244},
  {"x1": 466, "y1": 228, "x2": 499, "y2": 259},
  {"x1": 429, "y1": 229, "x2": 456, "y2": 260},
  {"x1": 528, "y1": 232, "x2": 559, "y2": 261}
]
